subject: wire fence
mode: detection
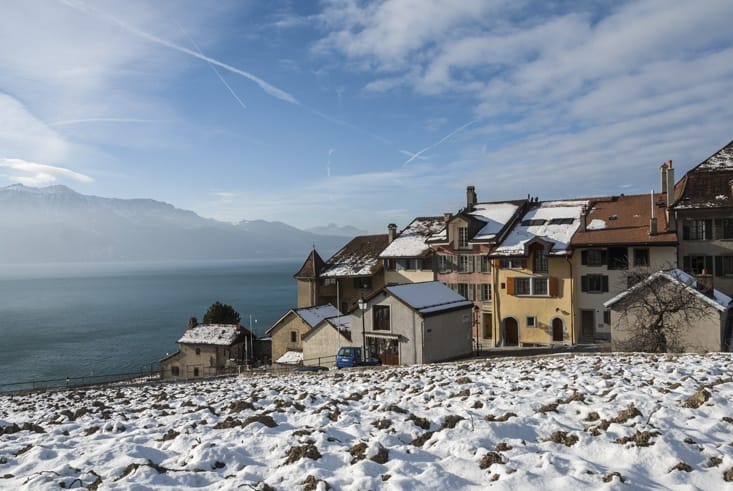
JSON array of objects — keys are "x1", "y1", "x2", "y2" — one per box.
[{"x1": 0, "y1": 364, "x2": 161, "y2": 394}]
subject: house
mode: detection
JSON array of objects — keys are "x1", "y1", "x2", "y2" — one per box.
[
  {"x1": 267, "y1": 304, "x2": 342, "y2": 366},
  {"x1": 351, "y1": 281, "x2": 473, "y2": 365},
  {"x1": 159, "y1": 321, "x2": 253, "y2": 380},
  {"x1": 490, "y1": 199, "x2": 589, "y2": 346},
  {"x1": 604, "y1": 269, "x2": 732, "y2": 353},
  {"x1": 570, "y1": 193, "x2": 678, "y2": 340},
  {"x1": 379, "y1": 217, "x2": 445, "y2": 285},
  {"x1": 427, "y1": 186, "x2": 528, "y2": 349},
  {"x1": 669, "y1": 140, "x2": 733, "y2": 295},
  {"x1": 294, "y1": 234, "x2": 389, "y2": 311},
  {"x1": 302, "y1": 316, "x2": 352, "y2": 367}
]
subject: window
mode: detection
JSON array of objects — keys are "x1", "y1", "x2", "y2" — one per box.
[
  {"x1": 421, "y1": 257, "x2": 432, "y2": 271},
  {"x1": 515, "y1": 277, "x2": 531, "y2": 295},
  {"x1": 171, "y1": 366, "x2": 180, "y2": 376},
  {"x1": 683, "y1": 255, "x2": 712, "y2": 275},
  {"x1": 509, "y1": 277, "x2": 552, "y2": 296},
  {"x1": 479, "y1": 256, "x2": 491, "y2": 273},
  {"x1": 533, "y1": 249, "x2": 548, "y2": 273},
  {"x1": 581, "y1": 274, "x2": 609, "y2": 293},
  {"x1": 526, "y1": 316, "x2": 536, "y2": 328},
  {"x1": 521, "y1": 219, "x2": 546, "y2": 226},
  {"x1": 581, "y1": 249, "x2": 607, "y2": 267},
  {"x1": 322, "y1": 278, "x2": 337, "y2": 286},
  {"x1": 718, "y1": 219, "x2": 733, "y2": 240},
  {"x1": 633, "y1": 248, "x2": 650, "y2": 267},
  {"x1": 482, "y1": 313, "x2": 492, "y2": 339},
  {"x1": 195, "y1": 348, "x2": 201, "y2": 355},
  {"x1": 438, "y1": 255, "x2": 453, "y2": 273},
  {"x1": 383, "y1": 259, "x2": 396, "y2": 270},
  {"x1": 548, "y1": 218, "x2": 574, "y2": 225},
  {"x1": 373, "y1": 305, "x2": 390, "y2": 331},
  {"x1": 683, "y1": 219, "x2": 712, "y2": 240},
  {"x1": 457, "y1": 255, "x2": 473, "y2": 273},
  {"x1": 353, "y1": 277, "x2": 372, "y2": 289},
  {"x1": 717, "y1": 256, "x2": 733, "y2": 276},
  {"x1": 607, "y1": 247, "x2": 628, "y2": 270},
  {"x1": 457, "y1": 283, "x2": 470, "y2": 299},
  {"x1": 500, "y1": 258, "x2": 523, "y2": 269},
  {"x1": 193, "y1": 367, "x2": 200, "y2": 377},
  {"x1": 532, "y1": 277, "x2": 548, "y2": 296},
  {"x1": 478, "y1": 283, "x2": 491, "y2": 301},
  {"x1": 603, "y1": 310, "x2": 611, "y2": 325},
  {"x1": 458, "y1": 226, "x2": 469, "y2": 249},
  {"x1": 290, "y1": 331, "x2": 297, "y2": 343}
]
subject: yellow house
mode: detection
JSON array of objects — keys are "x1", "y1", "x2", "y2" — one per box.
[
  {"x1": 379, "y1": 217, "x2": 445, "y2": 285},
  {"x1": 490, "y1": 200, "x2": 589, "y2": 346},
  {"x1": 267, "y1": 304, "x2": 341, "y2": 365}
]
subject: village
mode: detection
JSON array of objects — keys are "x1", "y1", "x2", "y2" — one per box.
[{"x1": 159, "y1": 140, "x2": 733, "y2": 379}]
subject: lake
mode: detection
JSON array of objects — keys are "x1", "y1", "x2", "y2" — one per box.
[{"x1": 0, "y1": 259, "x2": 299, "y2": 388}]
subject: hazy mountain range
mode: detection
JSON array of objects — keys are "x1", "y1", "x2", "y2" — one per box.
[{"x1": 0, "y1": 184, "x2": 350, "y2": 263}]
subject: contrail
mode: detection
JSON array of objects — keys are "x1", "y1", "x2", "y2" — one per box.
[
  {"x1": 176, "y1": 22, "x2": 247, "y2": 111},
  {"x1": 403, "y1": 119, "x2": 479, "y2": 166},
  {"x1": 59, "y1": 0, "x2": 298, "y2": 105},
  {"x1": 50, "y1": 118, "x2": 172, "y2": 126}
]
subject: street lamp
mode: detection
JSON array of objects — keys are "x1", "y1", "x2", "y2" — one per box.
[{"x1": 358, "y1": 297, "x2": 368, "y2": 359}]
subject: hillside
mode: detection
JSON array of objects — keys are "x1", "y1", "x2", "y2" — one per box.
[
  {"x1": 0, "y1": 184, "x2": 346, "y2": 262},
  {"x1": 2, "y1": 353, "x2": 733, "y2": 489}
]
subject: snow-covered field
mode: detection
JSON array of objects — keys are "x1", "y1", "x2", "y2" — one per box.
[{"x1": 2, "y1": 353, "x2": 733, "y2": 490}]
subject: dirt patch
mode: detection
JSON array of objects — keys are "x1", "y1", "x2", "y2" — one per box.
[
  {"x1": 603, "y1": 471, "x2": 625, "y2": 483},
  {"x1": 370, "y1": 443, "x2": 389, "y2": 464},
  {"x1": 455, "y1": 376, "x2": 472, "y2": 385},
  {"x1": 706, "y1": 456, "x2": 723, "y2": 468},
  {"x1": 386, "y1": 404, "x2": 407, "y2": 414},
  {"x1": 669, "y1": 462, "x2": 692, "y2": 473},
  {"x1": 159, "y1": 429, "x2": 179, "y2": 441},
  {"x1": 1, "y1": 422, "x2": 46, "y2": 435},
  {"x1": 372, "y1": 418, "x2": 392, "y2": 430},
  {"x1": 495, "y1": 442, "x2": 512, "y2": 452},
  {"x1": 411, "y1": 431, "x2": 435, "y2": 447},
  {"x1": 584, "y1": 412, "x2": 600, "y2": 422},
  {"x1": 546, "y1": 431, "x2": 578, "y2": 447},
  {"x1": 450, "y1": 389, "x2": 471, "y2": 399},
  {"x1": 682, "y1": 388, "x2": 711, "y2": 409},
  {"x1": 484, "y1": 412, "x2": 517, "y2": 422},
  {"x1": 537, "y1": 402, "x2": 559, "y2": 414},
  {"x1": 407, "y1": 413, "x2": 430, "y2": 430},
  {"x1": 227, "y1": 400, "x2": 256, "y2": 413},
  {"x1": 243, "y1": 414, "x2": 277, "y2": 428},
  {"x1": 472, "y1": 400, "x2": 484, "y2": 409},
  {"x1": 349, "y1": 442, "x2": 367, "y2": 464},
  {"x1": 615, "y1": 430, "x2": 659, "y2": 447},
  {"x1": 724, "y1": 467, "x2": 733, "y2": 482},
  {"x1": 284, "y1": 443, "x2": 322, "y2": 465},
  {"x1": 303, "y1": 474, "x2": 330, "y2": 491},
  {"x1": 611, "y1": 405, "x2": 641, "y2": 424},
  {"x1": 439, "y1": 415, "x2": 464, "y2": 430},
  {"x1": 479, "y1": 451, "x2": 505, "y2": 469}
]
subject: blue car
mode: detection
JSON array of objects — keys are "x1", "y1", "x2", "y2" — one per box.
[{"x1": 336, "y1": 346, "x2": 381, "y2": 369}]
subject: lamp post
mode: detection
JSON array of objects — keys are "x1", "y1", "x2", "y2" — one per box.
[
  {"x1": 474, "y1": 305, "x2": 480, "y2": 356},
  {"x1": 358, "y1": 297, "x2": 367, "y2": 360}
]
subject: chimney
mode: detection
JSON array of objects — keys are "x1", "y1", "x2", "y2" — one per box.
[
  {"x1": 729, "y1": 179, "x2": 733, "y2": 197},
  {"x1": 387, "y1": 223, "x2": 397, "y2": 243},
  {"x1": 579, "y1": 204, "x2": 588, "y2": 232},
  {"x1": 665, "y1": 160, "x2": 674, "y2": 209},
  {"x1": 466, "y1": 185, "x2": 477, "y2": 211},
  {"x1": 649, "y1": 217, "x2": 657, "y2": 235},
  {"x1": 188, "y1": 317, "x2": 198, "y2": 329},
  {"x1": 443, "y1": 212, "x2": 453, "y2": 223}
]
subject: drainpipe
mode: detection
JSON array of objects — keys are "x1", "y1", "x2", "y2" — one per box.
[
  {"x1": 413, "y1": 311, "x2": 419, "y2": 364},
  {"x1": 566, "y1": 256, "x2": 575, "y2": 345},
  {"x1": 492, "y1": 259, "x2": 502, "y2": 347}
]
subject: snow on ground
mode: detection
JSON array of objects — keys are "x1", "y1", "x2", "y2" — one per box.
[{"x1": 2, "y1": 353, "x2": 733, "y2": 490}]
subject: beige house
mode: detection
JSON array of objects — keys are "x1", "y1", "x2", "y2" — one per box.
[
  {"x1": 267, "y1": 304, "x2": 341, "y2": 366},
  {"x1": 302, "y1": 316, "x2": 352, "y2": 367},
  {"x1": 571, "y1": 193, "x2": 678, "y2": 341},
  {"x1": 605, "y1": 269, "x2": 732, "y2": 352},
  {"x1": 351, "y1": 281, "x2": 473, "y2": 365},
  {"x1": 669, "y1": 140, "x2": 733, "y2": 296},
  {"x1": 379, "y1": 218, "x2": 444, "y2": 285},
  {"x1": 159, "y1": 323, "x2": 251, "y2": 380}
]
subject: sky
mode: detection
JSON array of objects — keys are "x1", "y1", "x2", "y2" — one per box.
[{"x1": 2, "y1": 0, "x2": 733, "y2": 233}]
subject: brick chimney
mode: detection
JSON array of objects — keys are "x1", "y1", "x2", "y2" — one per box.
[
  {"x1": 660, "y1": 160, "x2": 674, "y2": 208},
  {"x1": 388, "y1": 223, "x2": 397, "y2": 243},
  {"x1": 466, "y1": 185, "x2": 477, "y2": 212},
  {"x1": 443, "y1": 212, "x2": 453, "y2": 223}
]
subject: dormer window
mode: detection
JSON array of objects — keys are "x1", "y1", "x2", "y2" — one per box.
[
  {"x1": 533, "y1": 249, "x2": 548, "y2": 273},
  {"x1": 458, "y1": 226, "x2": 469, "y2": 249}
]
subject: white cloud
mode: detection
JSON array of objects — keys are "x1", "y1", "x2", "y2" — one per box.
[{"x1": 0, "y1": 158, "x2": 93, "y2": 187}]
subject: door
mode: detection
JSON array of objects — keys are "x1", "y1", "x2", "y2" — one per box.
[
  {"x1": 504, "y1": 318, "x2": 519, "y2": 346},
  {"x1": 581, "y1": 310, "x2": 595, "y2": 340},
  {"x1": 552, "y1": 318, "x2": 564, "y2": 342}
]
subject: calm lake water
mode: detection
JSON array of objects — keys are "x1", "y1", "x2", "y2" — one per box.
[{"x1": 0, "y1": 259, "x2": 299, "y2": 387}]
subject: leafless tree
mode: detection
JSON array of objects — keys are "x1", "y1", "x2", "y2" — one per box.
[{"x1": 611, "y1": 269, "x2": 715, "y2": 353}]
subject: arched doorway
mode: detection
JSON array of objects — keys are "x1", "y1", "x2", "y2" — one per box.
[
  {"x1": 552, "y1": 318, "x2": 564, "y2": 342},
  {"x1": 504, "y1": 318, "x2": 519, "y2": 346}
]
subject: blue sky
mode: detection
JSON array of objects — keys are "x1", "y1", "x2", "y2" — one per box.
[{"x1": 2, "y1": 0, "x2": 733, "y2": 233}]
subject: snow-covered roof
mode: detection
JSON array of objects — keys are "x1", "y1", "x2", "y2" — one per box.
[
  {"x1": 696, "y1": 140, "x2": 733, "y2": 171},
  {"x1": 385, "y1": 281, "x2": 473, "y2": 315},
  {"x1": 604, "y1": 269, "x2": 732, "y2": 311},
  {"x1": 379, "y1": 217, "x2": 444, "y2": 258},
  {"x1": 321, "y1": 234, "x2": 389, "y2": 277},
  {"x1": 178, "y1": 324, "x2": 242, "y2": 346},
  {"x1": 296, "y1": 304, "x2": 341, "y2": 328},
  {"x1": 492, "y1": 200, "x2": 588, "y2": 256},
  {"x1": 587, "y1": 218, "x2": 606, "y2": 230},
  {"x1": 469, "y1": 202, "x2": 520, "y2": 241},
  {"x1": 275, "y1": 351, "x2": 303, "y2": 365}
]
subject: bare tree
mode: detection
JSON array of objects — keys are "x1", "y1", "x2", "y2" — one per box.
[{"x1": 609, "y1": 269, "x2": 715, "y2": 353}]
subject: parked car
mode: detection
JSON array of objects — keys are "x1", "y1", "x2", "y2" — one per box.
[{"x1": 335, "y1": 346, "x2": 381, "y2": 369}]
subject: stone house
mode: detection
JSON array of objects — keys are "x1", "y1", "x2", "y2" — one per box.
[
  {"x1": 570, "y1": 193, "x2": 678, "y2": 341},
  {"x1": 301, "y1": 316, "x2": 352, "y2": 367},
  {"x1": 159, "y1": 323, "x2": 252, "y2": 380},
  {"x1": 267, "y1": 304, "x2": 342, "y2": 365},
  {"x1": 490, "y1": 199, "x2": 589, "y2": 346},
  {"x1": 351, "y1": 281, "x2": 473, "y2": 365},
  {"x1": 379, "y1": 217, "x2": 445, "y2": 285},
  {"x1": 669, "y1": 140, "x2": 733, "y2": 296},
  {"x1": 605, "y1": 269, "x2": 733, "y2": 352}
]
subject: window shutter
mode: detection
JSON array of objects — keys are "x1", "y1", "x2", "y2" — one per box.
[
  {"x1": 469, "y1": 256, "x2": 474, "y2": 273},
  {"x1": 705, "y1": 256, "x2": 713, "y2": 275},
  {"x1": 716, "y1": 219, "x2": 724, "y2": 240},
  {"x1": 581, "y1": 250, "x2": 588, "y2": 265},
  {"x1": 549, "y1": 276, "x2": 559, "y2": 297},
  {"x1": 683, "y1": 255, "x2": 690, "y2": 271},
  {"x1": 705, "y1": 220, "x2": 713, "y2": 240},
  {"x1": 581, "y1": 275, "x2": 589, "y2": 292},
  {"x1": 715, "y1": 256, "x2": 724, "y2": 277},
  {"x1": 602, "y1": 275, "x2": 609, "y2": 292},
  {"x1": 682, "y1": 223, "x2": 690, "y2": 240},
  {"x1": 600, "y1": 250, "x2": 608, "y2": 265},
  {"x1": 507, "y1": 277, "x2": 515, "y2": 296}
]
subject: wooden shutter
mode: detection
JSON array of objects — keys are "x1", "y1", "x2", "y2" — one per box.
[
  {"x1": 683, "y1": 255, "x2": 690, "y2": 271},
  {"x1": 581, "y1": 275, "x2": 589, "y2": 292},
  {"x1": 581, "y1": 250, "x2": 588, "y2": 265},
  {"x1": 506, "y1": 277, "x2": 515, "y2": 296},
  {"x1": 705, "y1": 220, "x2": 713, "y2": 240},
  {"x1": 602, "y1": 275, "x2": 609, "y2": 292},
  {"x1": 468, "y1": 256, "x2": 474, "y2": 273},
  {"x1": 549, "y1": 276, "x2": 559, "y2": 297},
  {"x1": 705, "y1": 256, "x2": 713, "y2": 275},
  {"x1": 715, "y1": 256, "x2": 724, "y2": 277},
  {"x1": 682, "y1": 222, "x2": 690, "y2": 240},
  {"x1": 600, "y1": 250, "x2": 608, "y2": 265}
]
